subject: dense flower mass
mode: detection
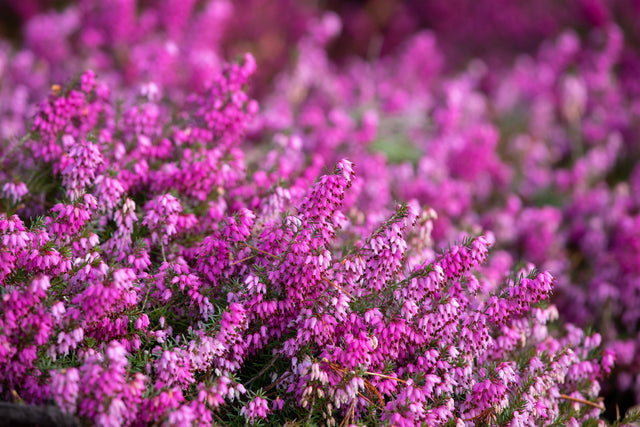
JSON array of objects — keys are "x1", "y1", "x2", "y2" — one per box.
[{"x1": 2, "y1": 0, "x2": 640, "y2": 426}]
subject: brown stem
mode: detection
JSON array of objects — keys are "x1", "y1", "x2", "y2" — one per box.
[
  {"x1": 339, "y1": 399, "x2": 356, "y2": 427},
  {"x1": 558, "y1": 393, "x2": 605, "y2": 410},
  {"x1": 240, "y1": 242, "x2": 281, "y2": 260},
  {"x1": 322, "y1": 276, "x2": 354, "y2": 299},
  {"x1": 244, "y1": 354, "x2": 279, "y2": 387},
  {"x1": 262, "y1": 372, "x2": 291, "y2": 393},
  {"x1": 363, "y1": 371, "x2": 407, "y2": 384},
  {"x1": 357, "y1": 391, "x2": 382, "y2": 410},
  {"x1": 462, "y1": 407, "x2": 495, "y2": 422},
  {"x1": 229, "y1": 255, "x2": 255, "y2": 266}
]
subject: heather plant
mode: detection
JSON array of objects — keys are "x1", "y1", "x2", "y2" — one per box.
[
  {"x1": 3, "y1": 0, "x2": 640, "y2": 425},
  {"x1": 255, "y1": 11, "x2": 640, "y2": 410},
  {"x1": 0, "y1": 63, "x2": 629, "y2": 426},
  {"x1": 0, "y1": 0, "x2": 312, "y2": 141}
]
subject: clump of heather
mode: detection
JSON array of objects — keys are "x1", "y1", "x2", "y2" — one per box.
[
  {"x1": 0, "y1": 64, "x2": 623, "y2": 426},
  {"x1": 5, "y1": 0, "x2": 640, "y2": 423},
  {"x1": 0, "y1": 0, "x2": 313, "y2": 141},
  {"x1": 254, "y1": 10, "x2": 640, "y2": 409}
]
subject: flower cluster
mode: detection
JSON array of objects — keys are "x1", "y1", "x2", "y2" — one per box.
[
  {"x1": 2, "y1": 0, "x2": 640, "y2": 425},
  {"x1": 254, "y1": 6, "x2": 640, "y2": 411},
  {"x1": 0, "y1": 66, "x2": 616, "y2": 425}
]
